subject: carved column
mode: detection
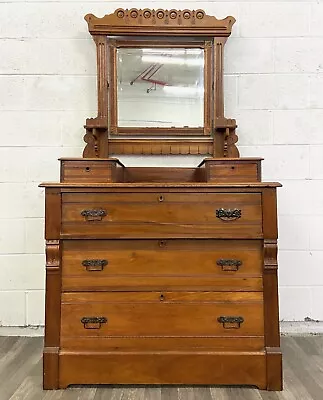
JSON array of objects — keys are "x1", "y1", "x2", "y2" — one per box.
[{"x1": 43, "y1": 189, "x2": 61, "y2": 390}]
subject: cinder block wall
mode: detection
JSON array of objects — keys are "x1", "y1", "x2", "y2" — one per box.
[{"x1": 0, "y1": 0, "x2": 322, "y2": 328}]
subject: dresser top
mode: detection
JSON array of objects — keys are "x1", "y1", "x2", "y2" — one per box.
[{"x1": 39, "y1": 182, "x2": 281, "y2": 188}]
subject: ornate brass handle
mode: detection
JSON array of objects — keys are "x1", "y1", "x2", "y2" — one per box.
[
  {"x1": 82, "y1": 259, "x2": 108, "y2": 271},
  {"x1": 81, "y1": 317, "x2": 107, "y2": 329},
  {"x1": 217, "y1": 316, "x2": 244, "y2": 329},
  {"x1": 81, "y1": 209, "x2": 107, "y2": 221},
  {"x1": 216, "y1": 208, "x2": 241, "y2": 221},
  {"x1": 216, "y1": 259, "x2": 242, "y2": 272}
]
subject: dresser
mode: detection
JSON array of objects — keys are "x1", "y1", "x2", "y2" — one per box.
[{"x1": 40, "y1": 8, "x2": 282, "y2": 391}]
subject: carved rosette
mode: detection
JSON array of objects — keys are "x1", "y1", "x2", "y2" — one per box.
[{"x1": 114, "y1": 8, "x2": 205, "y2": 25}]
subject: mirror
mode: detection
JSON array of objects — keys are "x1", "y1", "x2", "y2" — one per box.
[{"x1": 117, "y1": 47, "x2": 204, "y2": 129}]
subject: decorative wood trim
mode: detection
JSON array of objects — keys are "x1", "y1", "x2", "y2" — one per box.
[
  {"x1": 112, "y1": 127, "x2": 205, "y2": 136},
  {"x1": 85, "y1": 9, "x2": 235, "y2": 37},
  {"x1": 226, "y1": 127, "x2": 239, "y2": 158},
  {"x1": 109, "y1": 138, "x2": 213, "y2": 155},
  {"x1": 204, "y1": 41, "x2": 212, "y2": 135},
  {"x1": 94, "y1": 35, "x2": 108, "y2": 119},
  {"x1": 214, "y1": 39, "x2": 225, "y2": 119},
  {"x1": 43, "y1": 239, "x2": 61, "y2": 389},
  {"x1": 264, "y1": 239, "x2": 278, "y2": 271},
  {"x1": 108, "y1": 40, "x2": 117, "y2": 135}
]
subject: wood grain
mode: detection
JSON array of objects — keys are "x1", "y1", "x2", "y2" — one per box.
[
  {"x1": 61, "y1": 239, "x2": 263, "y2": 291},
  {"x1": 61, "y1": 291, "x2": 264, "y2": 338}
]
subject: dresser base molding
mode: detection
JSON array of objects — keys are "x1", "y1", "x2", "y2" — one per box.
[{"x1": 58, "y1": 351, "x2": 269, "y2": 389}]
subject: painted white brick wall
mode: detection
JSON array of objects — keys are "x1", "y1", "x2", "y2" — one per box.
[{"x1": 0, "y1": 0, "x2": 322, "y2": 327}]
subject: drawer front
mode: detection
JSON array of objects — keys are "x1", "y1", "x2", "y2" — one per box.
[
  {"x1": 61, "y1": 160, "x2": 121, "y2": 183},
  {"x1": 62, "y1": 239, "x2": 263, "y2": 291},
  {"x1": 206, "y1": 162, "x2": 260, "y2": 183},
  {"x1": 61, "y1": 193, "x2": 263, "y2": 238},
  {"x1": 61, "y1": 292, "x2": 264, "y2": 338}
]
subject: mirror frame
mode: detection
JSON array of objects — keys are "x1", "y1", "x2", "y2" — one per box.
[
  {"x1": 109, "y1": 38, "x2": 211, "y2": 136},
  {"x1": 83, "y1": 8, "x2": 239, "y2": 158}
]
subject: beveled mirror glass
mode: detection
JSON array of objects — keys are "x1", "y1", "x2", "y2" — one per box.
[{"x1": 117, "y1": 47, "x2": 204, "y2": 128}]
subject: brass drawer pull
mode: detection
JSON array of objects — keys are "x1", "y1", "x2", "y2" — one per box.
[
  {"x1": 82, "y1": 259, "x2": 108, "y2": 271},
  {"x1": 216, "y1": 208, "x2": 241, "y2": 221},
  {"x1": 218, "y1": 316, "x2": 244, "y2": 329},
  {"x1": 81, "y1": 209, "x2": 107, "y2": 221},
  {"x1": 160, "y1": 293, "x2": 165, "y2": 301},
  {"x1": 81, "y1": 317, "x2": 107, "y2": 329},
  {"x1": 216, "y1": 259, "x2": 242, "y2": 271},
  {"x1": 158, "y1": 195, "x2": 164, "y2": 202}
]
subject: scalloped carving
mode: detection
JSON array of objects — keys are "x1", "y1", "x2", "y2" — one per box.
[{"x1": 85, "y1": 9, "x2": 235, "y2": 36}]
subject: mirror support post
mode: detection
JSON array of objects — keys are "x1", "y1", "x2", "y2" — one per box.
[
  {"x1": 83, "y1": 35, "x2": 109, "y2": 158},
  {"x1": 212, "y1": 37, "x2": 239, "y2": 158}
]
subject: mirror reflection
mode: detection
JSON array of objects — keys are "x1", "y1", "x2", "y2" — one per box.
[{"x1": 117, "y1": 48, "x2": 204, "y2": 128}]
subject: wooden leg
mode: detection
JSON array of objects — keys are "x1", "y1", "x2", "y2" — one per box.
[
  {"x1": 266, "y1": 347, "x2": 283, "y2": 391},
  {"x1": 43, "y1": 347, "x2": 59, "y2": 390}
]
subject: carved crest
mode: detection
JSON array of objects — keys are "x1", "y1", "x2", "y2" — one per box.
[{"x1": 85, "y1": 8, "x2": 235, "y2": 36}]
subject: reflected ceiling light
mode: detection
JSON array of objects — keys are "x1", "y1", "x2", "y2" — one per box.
[
  {"x1": 141, "y1": 55, "x2": 203, "y2": 66},
  {"x1": 142, "y1": 48, "x2": 202, "y2": 55},
  {"x1": 163, "y1": 86, "x2": 204, "y2": 95}
]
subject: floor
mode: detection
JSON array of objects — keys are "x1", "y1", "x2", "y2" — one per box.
[{"x1": 1, "y1": 336, "x2": 323, "y2": 400}]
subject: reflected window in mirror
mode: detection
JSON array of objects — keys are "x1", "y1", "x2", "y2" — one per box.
[{"x1": 117, "y1": 47, "x2": 204, "y2": 129}]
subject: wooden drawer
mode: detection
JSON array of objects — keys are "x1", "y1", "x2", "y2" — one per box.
[
  {"x1": 61, "y1": 292, "x2": 264, "y2": 339},
  {"x1": 62, "y1": 239, "x2": 263, "y2": 291},
  {"x1": 60, "y1": 159, "x2": 123, "y2": 183},
  {"x1": 61, "y1": 192, "x2": 263, "y2": 238},
  {"x1": 202, "y1": 158, "x2": 262, "y2": 183}
]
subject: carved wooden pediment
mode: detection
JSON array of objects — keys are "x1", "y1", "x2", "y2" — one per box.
[{"x1": 85, "y1": 8, "x2": 235, "y2": 36}]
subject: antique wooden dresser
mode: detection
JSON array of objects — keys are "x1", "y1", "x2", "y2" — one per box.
[{"x1": 40, "y1": 8, "x2": 282, "y2": 391}]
